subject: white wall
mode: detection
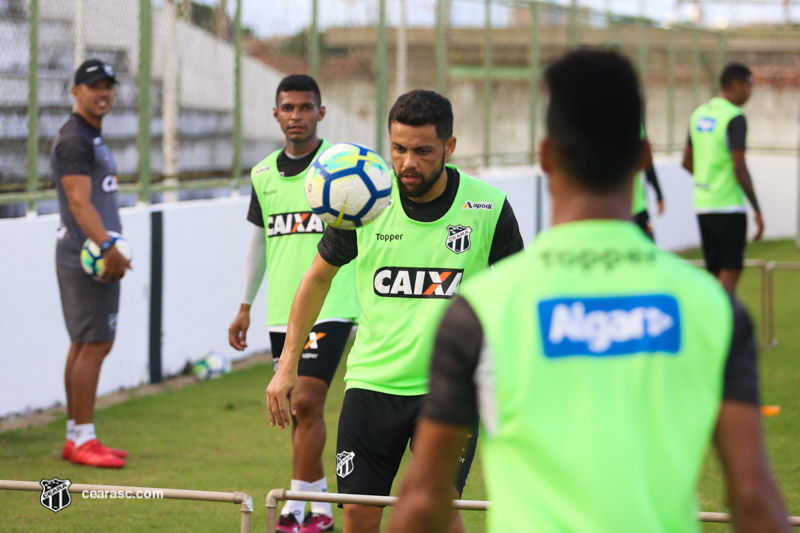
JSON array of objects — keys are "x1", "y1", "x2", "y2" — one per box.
[
  {"x1": 0, "y1": 198, "x2": 267, "y2": 418},
  {"x1": 1, "y1": 154, "x2": 796, "y2": 416}
]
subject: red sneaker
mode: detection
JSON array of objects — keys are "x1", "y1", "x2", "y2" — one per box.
[
  {"x1": 70, "y1": 439, "x2": 125, "y2": 468},
  {"x1": 300, "y1": 512, "x2": 334, "y2": 533},
  {"x1": 63, "y1": 439, "x2": 127, "y2": 460},
  {"x1": 276, "y1": 513, "x2": 300, "y2": 533},
  {"x1": 62, "y1": 439, "x2": 75, "y2": 461}
]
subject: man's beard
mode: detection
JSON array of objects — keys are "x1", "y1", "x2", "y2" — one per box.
[{"x1": 395, "y1": 155, "x2": 446, "y2": 199}]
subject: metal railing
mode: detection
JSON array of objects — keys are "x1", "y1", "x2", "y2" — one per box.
[
  {"x1": 264, "y1": 489, "x2": 800, "y2": 532},
  {"x1": 0, "y1": 480, "x2": 253, "y2": 533}
]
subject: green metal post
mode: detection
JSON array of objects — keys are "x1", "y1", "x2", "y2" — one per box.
[
  {"x1": 638, "y1": 16, "x2": 647, "y2": 98},
  {"x1": 569, "y1": 0, "x2": 578, "y2": 47},
  {"x1": 26, "y1": 0, "x2": 39, "y2": 214},
  {"x1": 232, "y1": 0, "x2": 242, "y2": 190},
  {"x1": 606, "y1": 10, "x2": 615, "y2": 45},
  {"x1": 435, "y1": 0, "x2": 447, "y2": 95},
  {"x1": 483, "y1": 0, "x2": 492, "y2": 167},
  {"x1": 309, "y1": 0, "x2": 319, "y2": 79},
  {"x1": 716, "y1": 30, "x2": 726, "y2": 92},
  {"x1": 376, "y1": 0, "x2": 387, "y2": 154},
  {"x1": 691, "y1": 28, "x2": 701, "y2": 110},
  {"x1": 529, "y1": 1, "x2": 539, "y2": 165},
  {"x1": 667, "y1": 27, "x2": 676, "y2": 154},
  {"x1": 138, "y1": 0, "x2": 153, "y2": 205}
]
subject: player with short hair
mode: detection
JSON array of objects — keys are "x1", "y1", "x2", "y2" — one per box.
[
  {"x1": 388, "y1": 49, "x2": 791, "y2": 533},
  {"x1": 228, "y1": 74, "x2": 358, "y2": 533},
  {"x1": 54, "y1": 59, "x2": 131, "y2": 468},
  {"x1": 267, "y1": 89, "x2": 524, "y2": 533},
  {"x1": 683, "y1": 63, "x2": 763, "y2": 293}
]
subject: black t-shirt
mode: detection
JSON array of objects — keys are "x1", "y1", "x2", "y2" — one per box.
[
  {"x1": 246, "y1": 141, "x2": 325, "y2": 228},
  {"x1": 423, "y1": 295, "x2": 760, "y2": 427},
  {"x1": 317, "y1": 167, "x2": 524, "y2": 267},
  {"x1": 687, "y1": 114, "x2": 747, "y2": 151}
]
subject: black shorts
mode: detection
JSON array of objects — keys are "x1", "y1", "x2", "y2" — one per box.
[
  {"x1": 270, "y1": 320, "x2": 353, "y2": 385},
  {"x1": 56, "y1": 263, "x2": 120, "y2": 343},
  {"x1": 335, "y1": 388, "x2": 478, "y2": 499},
  {"x1": 697, "y1": 213, "x2": 747, "y2": 275},
  {"x1": 633, "y1": 210, "x2": 654, "y2": 241}
]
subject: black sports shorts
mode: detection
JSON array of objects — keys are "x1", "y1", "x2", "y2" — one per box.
[
  {"x1": 270, "y1": 320, "x2": 353, "y2": 385},
  {"x1": 633, "y1": 209, "x2": 654, "y2": 241},
  {"x1": 335, "y1": 387, "x2": 478, "y2": 500},
  {"x1": 697, "y1": 212, "x2": 747, "y2": 275},
  {"x1": 57, "y1": 263, "x2": 120, "y2": 343}
]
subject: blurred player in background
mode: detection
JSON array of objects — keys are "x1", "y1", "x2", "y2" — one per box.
[
  {"x1": 53, "y1": 59, "x2": 131, "y2": 468},
  {"x1": 683, "y1": 63, "x2": 763, "y2": 294},
  {"x1": 267, "y1": 89, "x2": 523, "y2": 533},
  {"x1": 388, "y1": 49, "x2": 791, "y2": 533},
  {"x1": 632, "y1": 127, "x2": 664, "y2": 240},
  {"x1": 228, "y1": 75, "x2": 358, "y2": 533}
]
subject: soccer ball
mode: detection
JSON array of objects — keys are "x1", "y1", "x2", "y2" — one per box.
[
  {"x1": 80, "y1": 231, "x2": 132, "y2": 281},
  {"x1": 305, "y1": 143, "x2": 393, "y2": 229},
  {"x1": 192, "y1": 351, "x2": 232, "y2": 381}
]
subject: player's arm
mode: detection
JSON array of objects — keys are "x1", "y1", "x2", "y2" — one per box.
[
  {"x1": 714, "y1": 298, "x2": 790, "y2": 532},
  {"x1": 266, "y1": 252, "x2": 340, "y2": 428},
  {"x1": 642, "y1": 137, "x2": 665, "y2": 214},
  {"x1": 682, "y1": 132, "x2": 694, "y2": 174},
  {"x1": 488, "y1": 198, "x2": 524, "y2": 265},
  {"x1": 57, "y1": 137, "x2": 130, "y2": 281},
  {"x1": 728, "y1": 116, "x2": 764, "y2": 240},
  {"x1": 389, "y1": 297, "x2": 482, "y2": 533},
  {"x1": 229, "y1": 189, "x2": 268, "y2": 350},
  {"x1": 229, "y1": 225, "x2": 266, "y2": 351}
]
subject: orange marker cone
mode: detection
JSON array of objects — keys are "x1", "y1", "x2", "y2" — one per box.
[{"x1": 761, "y1": 405, "x2": 781, "y2": 417}]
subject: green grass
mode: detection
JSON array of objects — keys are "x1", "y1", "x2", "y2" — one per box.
[{"x1": 1, "y1": 239, "x2": 798, "y2": 532}]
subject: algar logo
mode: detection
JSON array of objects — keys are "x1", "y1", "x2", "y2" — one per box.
[
  {"x1": 373, "y1": 267, "x2": 464, "y2": 298},
  {"x1": 538, "y1": 295, "x2": 681, "y2": 357},
  {"x1": 267, "y1": 211, "x2": 324, "y2": 237}
]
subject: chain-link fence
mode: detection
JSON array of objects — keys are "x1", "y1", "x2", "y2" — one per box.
[{"x1": 2, "y1": 0, "x2": 799, "y2": 217}]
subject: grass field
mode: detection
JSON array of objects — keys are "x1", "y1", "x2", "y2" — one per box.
[{"x1": 1, "y1": 239, "x2": 798, "y2": 532}]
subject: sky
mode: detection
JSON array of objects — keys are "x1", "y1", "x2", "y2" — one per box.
[{"x1": 185, "y1": 0, "x2": 800, "y2": 36}]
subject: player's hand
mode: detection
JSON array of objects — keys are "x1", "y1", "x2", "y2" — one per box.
[
  {"x1": 753, "y1": 211, "x2": 765, "y2": 241},
  {"x1": 266, "y1": 368, "x2": 298, "y2": 429},
  {"x1": 100, "y1": 246, "x2": 132, "y2": 282},
  {"x1": 657, "y1": 200, "x2": 665, "y2": 215},
  {"x1": 228, "y1": 307, "x2": 251, "y2": 351}
]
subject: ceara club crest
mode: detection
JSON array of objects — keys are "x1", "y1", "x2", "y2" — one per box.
[{"x1": 446, "y1": 225, "x2": 472, "y2": 254}]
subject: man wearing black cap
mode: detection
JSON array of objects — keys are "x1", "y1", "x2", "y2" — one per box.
[{"x1": 52, "y1": 59, "x2": 131, "y2": 468}]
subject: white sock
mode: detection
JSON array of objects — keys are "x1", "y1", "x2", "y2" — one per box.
[
  {"x1": 281, "y1": 479, "x2": 312, "y2": 523},
  {"x1": 310, "y1": 477, "x2": 332, "y2": 517},
  {"x1": 67, "y1": 420, "x2": 76, "y2": 441},
  {"x1": 74, "y1": 423, "x2": 96, "y2": 448}
]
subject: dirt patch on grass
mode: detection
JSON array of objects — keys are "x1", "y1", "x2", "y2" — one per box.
[{"x1": 0, "y1": 352, "x2": 272, "y2": 433}]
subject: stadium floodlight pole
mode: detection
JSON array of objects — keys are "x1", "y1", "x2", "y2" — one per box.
[
  {"x1": 396, "y1": 0, "x2": 408, "y2": 96},
  {"x1": 376, "y1": 0, "x2": 387, "y2": 156},
  {"x1": 162, "y1": 0, "x2": 179, "y2": 204},
  {"x1": 232, "y1": 0, "x2": 243, "y2": 192},
  {"x1": 309, "y1": 0, "x2": 320, "y2": 80},
  {"x1": 482, "y1": 0, "x2": 492, "y2": 168},
  {"x1": 528, "y1": 0, "x2": 540, "y2": 166},
  {"x1": 26, "y1": 0, "x2": 39, "y2": 216},
  {"x1": 137, "y1": 0, "x2": 153, "y2": 206}
]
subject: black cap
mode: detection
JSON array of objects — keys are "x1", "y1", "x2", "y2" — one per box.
[{"x1": 74, "y1": 59, "x2": 117, "y2": 86}]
